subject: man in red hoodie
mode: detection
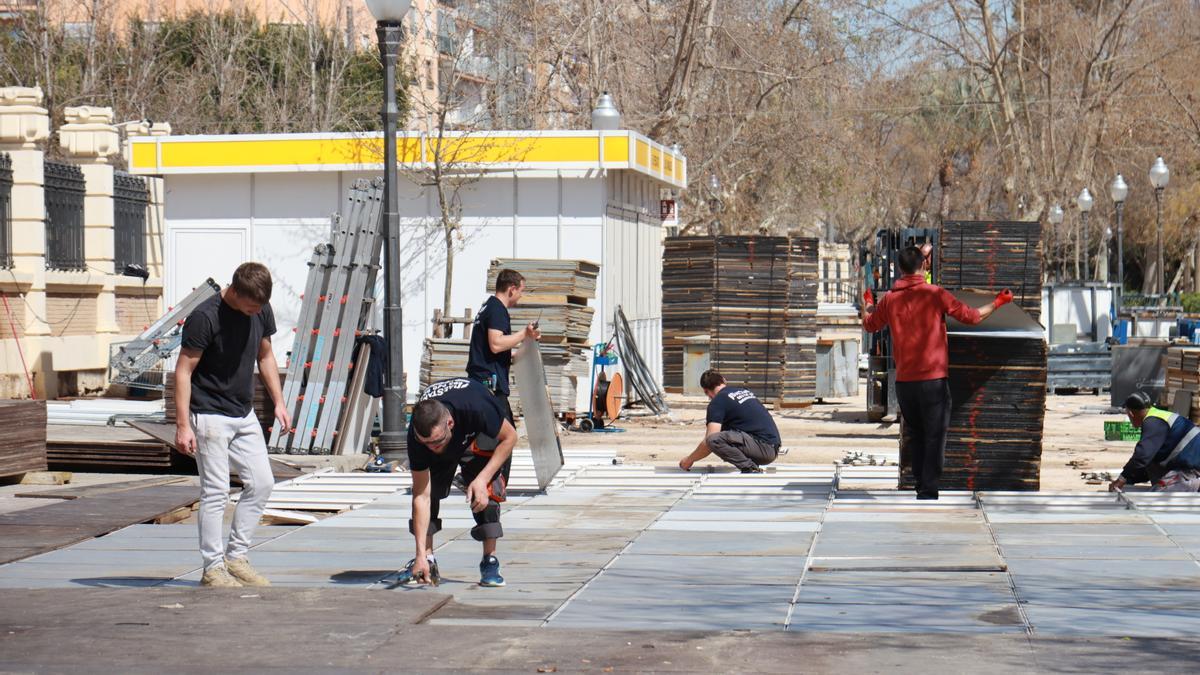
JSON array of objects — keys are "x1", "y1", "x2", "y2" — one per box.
[{"x1": 863, "y1": 245, "x2": 1012, "y2": 499}]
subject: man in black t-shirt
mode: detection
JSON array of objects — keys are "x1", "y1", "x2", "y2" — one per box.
[
  {"x1": 395, "y1": 378, "x2": 518, "y2": 588},
  {"x1": 678, "y1": 370, "x2": 781, "y2": 474},
  {"x1": 466, "y1": 268, "x2": 540, "y2": 423},
  {"x1": 175, "y1": 263, "x2": 289, "y2": 588}
]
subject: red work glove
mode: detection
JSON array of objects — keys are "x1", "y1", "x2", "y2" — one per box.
[
  {"x1": 994, "y1": 289, "x2": 1013, "y2": 307},
  {"x1": 863, "y1": 289, "x2": 875, "y2": 307}
]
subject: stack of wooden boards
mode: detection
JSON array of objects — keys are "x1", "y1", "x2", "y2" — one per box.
[
  {"x1": 1163, "y1": 346, "x2": 1200, "y2": 424},
  {"x1": 940, "y1": 220, "x2": 1044, "y2": 320},
  {"x1": 269, "y1": 179, "x2": 384, "y2": 455},
  {"x1": 489, "y1": 259, "x2": 596, "y2": 414},
  {"x1": 662, "y1": 236, "x2": 819, "y2": 405},
  {"x1": 0, "y1": 400, "x2": 47, "y2": 478},
  {"x1": 421, "y1": 259, "x2": 598, "y2": 415},
  {"x1": 901, "y1": 292, "x2": 1048, "y2": 491}
]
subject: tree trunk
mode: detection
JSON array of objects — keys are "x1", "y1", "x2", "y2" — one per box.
[{"x1": 443, "y1": 220, "x2": 455, "y2": 318}]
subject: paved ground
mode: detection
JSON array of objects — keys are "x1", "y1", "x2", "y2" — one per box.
[
  {"x1": 1, "y1": 459, "x2": 1197, "y2": 634},
  {"x1": 4, "y1": 392, "x2": 1195, "y2": 671}
]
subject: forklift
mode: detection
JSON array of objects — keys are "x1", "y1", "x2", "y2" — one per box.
[{"x1": 861, "y1": 227, "x2": 940, "y2": 422}]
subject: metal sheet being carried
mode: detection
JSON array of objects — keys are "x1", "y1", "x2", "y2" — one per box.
[
  {"x1": 513, "y1": 336, "x2": 565, "y2": 490},
  {"x1": 946, "y1": 290, "x2": 1045, "y2": 338}
]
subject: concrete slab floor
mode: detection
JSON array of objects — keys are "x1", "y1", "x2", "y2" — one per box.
[{"x1": 5, "y1": 588, "x2": 1200, "y2": 673}]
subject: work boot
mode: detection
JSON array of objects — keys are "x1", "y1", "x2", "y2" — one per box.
[
  {"x1": 394, "y1": 557, "x2": 440, "y2": 587},
  {"x1": 740, "y1": 466, "x2": 764, "y2": 474},
  {"x1": 225, "y1": 557, "x2": 271, "y2": 587},
  {"x1": 479, "y1": 555, "x2": 505, "y2": 587},
  {"x1": 201, "y1": 563, "x2": 243, "y2": 588}
]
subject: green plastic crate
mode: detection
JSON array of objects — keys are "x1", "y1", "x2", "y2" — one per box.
[{"x1": 1104, "y1": 420, "x2": 1140, "y2": 441}]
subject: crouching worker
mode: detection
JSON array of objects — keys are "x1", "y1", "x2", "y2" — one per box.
[
  {"x1": 397, "y1": 378, "x2": 517, "y2": 587},
  {"x1": 679, "y1": 370, "x2": 781, "y2": 474},
  {"x1": 1109, "y1": 392, "x2": 1200, "y2": 493}
]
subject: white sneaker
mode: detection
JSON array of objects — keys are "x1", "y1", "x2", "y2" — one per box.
[
  {"x1": 201, "y1": 564, "x2": 244, "y2": 588},
  {"x1": 225, "y1": 557, "x2": 271, "y2": 587}
]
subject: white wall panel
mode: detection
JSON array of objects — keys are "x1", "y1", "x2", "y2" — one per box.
[{"x1": 165, "y1": 175, "x2": 252, "y2": 220}]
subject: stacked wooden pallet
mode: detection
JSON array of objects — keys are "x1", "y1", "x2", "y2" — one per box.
[
  {"x1": 901, "y1": 334, "x2": 1047, "y2": 491},
  {"x1": 46, "y1": 424, "x2": 169, "y2": 470},
  {"x1": 662, "y1": 236, "x2": 819, "y2": 405},
  {"x1": 940, "y1": 220, "x2": 1044, "y2": 320},
  {"x1": 782, "y1": 237, "x2": 819, "y2": 406},
  {"x1": 710, "y1": 236, "x2": 790, "y2": 401},
  {"x1": 420, "y1": 339, "x2": 469, "y2": 390},
  {"x1": 487, "y1": 259, "x2": 599, "y2": 299},
  {"x1": 0, "y1": 400, "x2": 47, "y2": 478},
  {"x1": 662, "y1": 237, "x2": 716, "y2": 390},
  {"x1": 1164, "y1": 346, "x2": 1200, "y2": 424}
]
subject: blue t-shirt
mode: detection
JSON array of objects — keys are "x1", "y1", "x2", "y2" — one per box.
[
  {"x1": 407, "y1": 378, "x2": 504, "y2": 472},
  {"x1": 706, "y1": 386, "x2": 781, "y2": 447},
  {"x1": 466, "y1": 295, "x2": 512, "y2": 395}
]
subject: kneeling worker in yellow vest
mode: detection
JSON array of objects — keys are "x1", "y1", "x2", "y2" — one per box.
[{"x1": 1109, "y1": 391, "x2": 1200, "y2": 493}]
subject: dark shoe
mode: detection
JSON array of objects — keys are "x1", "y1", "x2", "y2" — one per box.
[
  {"x1": 740, "y1": 466, "x2": 764, "y2": 474},
  {"x1": 479, "y1": 555, "x2": 506, "y2": 587},
  {"x1": 394, "y1": 557, "x2": 440, "y2": 586},
  {"x1": 916, "y1": 493, "x2": 939, "y2": 500}
]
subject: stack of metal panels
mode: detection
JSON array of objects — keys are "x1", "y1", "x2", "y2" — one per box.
[
  {"x1": 940, "y1": 220, "x2": 1044, "y2": 320},
  {"x1": 901, "y1": 292, "x2": 1047, "y2": 491},
  {"x1": 1164, "y1": 346, "x2": 1200, "y2": 423}
]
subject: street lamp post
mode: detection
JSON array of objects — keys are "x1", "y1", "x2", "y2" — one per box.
[
  {"x1": 1076, "y1": 188, "x2": 1094, "y2": 282},
  {"x1": 367, "y1": 0, "x2": 414, "y2": 460},
  {"x1": 1048, "y1": 204, "x2": 1064, "y2": 283},
  {"x1": 1109, "y1": 174, "x2": 1128, "y2": 314},
  {"x1": 1149, "y1": 156, "x2": 1170, "y2": 300},
  {"x1": 707, "y1": 173, "x2": 723, "y2": 236}
]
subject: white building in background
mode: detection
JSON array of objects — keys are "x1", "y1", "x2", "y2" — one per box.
[{"x1": 127, "y1": 128, "x2": 686, "y2": 407}]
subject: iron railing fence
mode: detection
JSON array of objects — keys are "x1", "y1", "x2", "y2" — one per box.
[{"x1": 44, "y1": 161, "x2": 86, "y2": 271}]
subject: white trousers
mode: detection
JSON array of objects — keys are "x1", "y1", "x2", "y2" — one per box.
[{"x1": 193, "y1": 411, "x2": 274, "y2": 571}]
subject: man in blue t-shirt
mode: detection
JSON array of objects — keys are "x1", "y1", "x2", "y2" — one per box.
[
  {"x1": 395, "y1": 378, "x2": 518, "y2": 588},
  {"x1": 466, "y1": 268, "x2": 540, "y2": 423},
  {"x1": 679, "y1": 370, "x2": 781, "y2": 474}
]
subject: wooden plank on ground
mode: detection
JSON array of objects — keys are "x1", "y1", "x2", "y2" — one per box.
[
  {"x1": 15, "y1": 476, "x2": 190, "y2": 500},
  {"x1": 0, "y1": 485, "x2": 199, "y2": 564}
]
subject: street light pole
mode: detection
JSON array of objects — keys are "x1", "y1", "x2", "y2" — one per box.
[
  {"x1": 367, "y1": 0, "x2": 414, "y2": 459},
  {"x1": 1149, "y1": 156, "x2": 1170, "y2": 300},
  {"x1": 1109, "y1": 174, "x2": 1128, "y2": 316},
  {"x1": 1048, "y1": 204, "x2": 1064, "y2": 283},
  {"x1": 1076, "y1": 188, "x2": 1093, "y2": 282}
]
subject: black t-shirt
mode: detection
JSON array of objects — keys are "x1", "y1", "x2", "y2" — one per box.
[
  {"x1": 706, "y1": 386, "x2": 781, "y2": 447},
  {"x1": 181, "y1": 294, "x2": 276, "y2": 418},
  {"x1": 466, "y1": 295, "x2": 512, "y2": 395},
  {"x1": 407, "y1": 378, "x2": 505, "y2": 472}
]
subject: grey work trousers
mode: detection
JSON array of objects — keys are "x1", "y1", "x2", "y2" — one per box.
[
  {"x1": 707, "y1": 430, "x2": 778, "y2": 471},
  {"x1": 193, "y1": 410, "x2": 274, "y2": 572}
]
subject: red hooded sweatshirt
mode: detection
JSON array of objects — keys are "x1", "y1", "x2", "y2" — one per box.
[{"x1": 862, "y1": 274, "x2": 982, "y2": 382}]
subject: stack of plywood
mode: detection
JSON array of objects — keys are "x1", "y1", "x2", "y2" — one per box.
[
  {"x1": 0, "y1": 400, "x2": 47, "y2": 478},
  {"x1": 940, "y1": 220, "x2": 1044, "y2": 320},
  {"x1": 661, "y1": 237, "x2": 716, "y2": 390},
  {"x1": 420, "y1": 339, "x2": 469, "y2": 391},
  {"x1": 782, "y1": 237, "x2": 820, "y2": 406},
  {"x1": 1164, "y1": 346, "x2": 1200, "y2": 424},
  {"x1": 662, "y1": 235, "x2": 819, "y2": 405}
]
